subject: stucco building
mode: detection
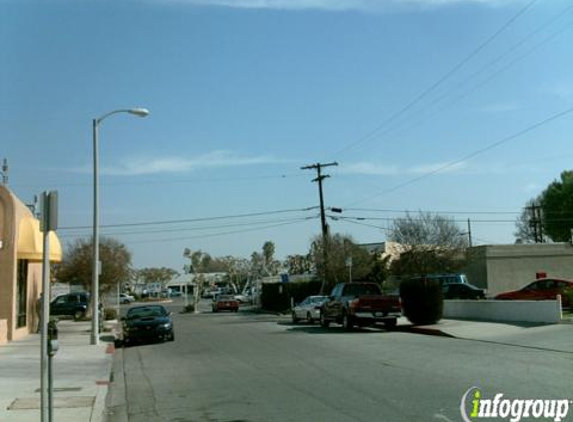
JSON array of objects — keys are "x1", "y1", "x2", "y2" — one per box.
[
  {"x1": 464, "y1": 243, "x2": 573, "y2": 295},
  {"x1": 0, "y1": 186, "x2": 61, "y2": 344}
]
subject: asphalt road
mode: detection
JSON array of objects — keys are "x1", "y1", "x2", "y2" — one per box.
[{"x1": 108, "y1": 300, "x2": 573, "y2": 422}]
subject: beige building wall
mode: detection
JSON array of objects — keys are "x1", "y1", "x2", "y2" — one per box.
[
  {"x1": 0, "y1": 186, "x2": 17, "y2": 342},
  {"x1": 0, "y1": 186, "x2": 60, "y2": 342},
  {"x1": 464, "y1": 244, "x2": 573, "y2": 295}
]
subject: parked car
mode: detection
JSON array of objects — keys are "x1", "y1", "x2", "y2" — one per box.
[
  {"x1": 121, "y1": 304, "x2": 174, "y2": 345},
  {"x1": 212, "y1": 295, "x2": 239, "y2": 312},
  {"x1": 410, "y1": 273, "x2": 469, "y2": 286},
  {"x1": 50, "y1": 292, "x2": 90, "y2": 321},
  {"x1": 119, "y1": 293, "x2": 135, "y2": 304},
  {"x1": 234, "y1": 293, "x2": 252, "y2": 303},
  {"x1": 495, "y1": 278, "x2": 573, "y2": 308},
  {"x1": 442, "y1": 282, "x2": 485, "y2": 300},
  {"x1": 320, "y1": 282, "x2": 402, "y2": 330},
  {"x1": 291, "y1": 295, "x2": 328, "y2": 324}
]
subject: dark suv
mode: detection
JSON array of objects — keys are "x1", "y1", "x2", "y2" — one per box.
[{"x1": 50, "y1": 292, "x2": 90, "y2": 321}]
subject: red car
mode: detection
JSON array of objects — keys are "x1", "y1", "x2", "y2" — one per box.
[
  {"x1": 212, "y1": 295, "x2": 240, "y2": 313},
  {"x1": 495, "y1": 278, "x2": 573, "y2": 308}
]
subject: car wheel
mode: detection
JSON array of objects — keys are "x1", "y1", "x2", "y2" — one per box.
[
  {"x1": 384, "y1": 318, "x2": 397, "y2": 330},
  {"x1": 292, "y1": 311, "x2": 299, "y2": 324},
  {"x1": 342, "y1": 312, "x2": 354, "y2": 331},
  {"x1": 73, "y1": 310, "x2": 85, "y2": 321},
  {"x1": 319, "y1": 311, "x2": 329, "y2": 328},
  {"x1": 169, "y1": 331, "x2": 175, "y2": 342},
  {"x1": 306, "y1": 312, "x2": 314, "y2": 324}
]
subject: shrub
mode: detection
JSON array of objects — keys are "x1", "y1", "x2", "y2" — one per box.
[
  {"x1": 183, "y1": 304, "x2": 195, "y2": 313},
  {"x1": 563, "y1": 287, "x2": 573, "y2": 310},
  {"x1": 104, "y1": 308, "x2": 118, "y2": 321},
  {"x1": 399, "y1": 277, "x2": 443, "y2": 325}
]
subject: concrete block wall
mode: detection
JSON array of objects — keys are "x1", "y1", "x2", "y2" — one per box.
[{"x1": 443, "y1": 298, "x2": 562, "y2": 324}]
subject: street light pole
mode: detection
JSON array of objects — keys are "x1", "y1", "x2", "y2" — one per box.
[
  {"x1": 91, "y1": 108, "x2": 149, "y2": 346},
  {"x1": 91, "y1": 118, "x2": 100, "y2": 346}
]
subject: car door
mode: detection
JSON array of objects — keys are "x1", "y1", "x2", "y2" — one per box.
[
  {"x1": 518, "y1": 281, "x2": 544, "y2": 300},
  {"x1": 323, "y1": 285, "x2": 341, "y2": 318},
  {"x1": 63, "y1": 294, "x2": 80, "y2": 315},
  {"x1": 50, "y1": 295, "x2": 68, "y2": 315},
  {"x1": 539, "y1": 280, "x2": 558, "y2": 300},
  {"x1": 295, "y1": 298, "x2": 308, "y2": 319}
]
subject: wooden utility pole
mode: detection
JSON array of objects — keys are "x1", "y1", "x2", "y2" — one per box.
[
  {"x1": 301, "y1": 162, "x2": 338, "y2": 294},
  {"x1": 527, "y1": 204, "x2": 544, "y2": 243},
  {"x1": 467, "y1": 219, "x2": 473, "y2": 247}
]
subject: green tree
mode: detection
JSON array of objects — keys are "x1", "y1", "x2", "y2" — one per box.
[
  {"x1": 310, "y1": 233, "x2": 374, "y2": 290},
  {"x1": 540, "y1": 170, "x2": 573, "y2": 242},
  {"x1": 56, "y1": 237, "x2": 132, "y2": 294},
  {"x1": 262, "y1": 241, "x2": 275, "y2": 267},
  {"x1": 284, "y1": 254, "x2": 313, "y2": 275},
  {"x1": 137, "y1": 267, "x2": 178, "y2": 290}
]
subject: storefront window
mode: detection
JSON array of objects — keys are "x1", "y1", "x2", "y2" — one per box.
[{"x1": 16, "y1": 259, "x2": 28, "y2": 328}]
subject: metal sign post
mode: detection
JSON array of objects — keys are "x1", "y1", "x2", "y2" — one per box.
[
  {"x1": 345, "y1": 257, "x2": 353, "y2": 283},
  {"x1": 40, "y1": 191, "x2": 58, "y2": 422}
]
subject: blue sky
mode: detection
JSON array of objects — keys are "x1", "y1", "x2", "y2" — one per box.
[{"x1": 2, "y1": 0, "x2": 573, "y2": 271}]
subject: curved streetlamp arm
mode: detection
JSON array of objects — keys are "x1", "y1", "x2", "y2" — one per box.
[{"x1": 95, "y1": 108, "x2": 149, "y2": 125}]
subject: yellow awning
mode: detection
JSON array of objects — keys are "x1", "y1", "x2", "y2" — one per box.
[{"x1": 17, "y1": 217, "x2": 62, "y2": 263}]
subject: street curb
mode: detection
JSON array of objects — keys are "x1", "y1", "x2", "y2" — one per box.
[
  {"x1": 90, "y1": 342, "x2": 115, "y2": 422},
  {"x1": 104, "y1": 347, "x2": 128, "y2": 422}
]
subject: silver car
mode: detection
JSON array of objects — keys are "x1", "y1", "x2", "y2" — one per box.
[{"x1": 291, "y1": 295, "x2": 328, "y2": 324}]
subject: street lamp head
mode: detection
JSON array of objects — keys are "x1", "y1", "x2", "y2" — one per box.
[{"x1": 128, "y1": 108, "x2": 150, "y2": 117}]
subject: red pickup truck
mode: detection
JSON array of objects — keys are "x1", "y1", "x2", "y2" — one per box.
[{"x1": 320, "y1": 282, "x2": 401, "y2": 330}]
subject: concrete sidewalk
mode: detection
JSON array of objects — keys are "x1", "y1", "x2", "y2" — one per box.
[
  {"x1": 0, "y1": 320, "x2": 115, "y2": 422},
  {"x1": 403, "y1": 318, "x2": 573, "y2": 353}
]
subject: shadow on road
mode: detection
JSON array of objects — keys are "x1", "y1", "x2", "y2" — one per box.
[{"x1": 280, "y1": 323, "x2": 394, "y2": 335}]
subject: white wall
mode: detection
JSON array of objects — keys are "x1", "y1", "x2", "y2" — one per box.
[{"x1": 443, "y1": 298, "x2": 562, "y2": 324}]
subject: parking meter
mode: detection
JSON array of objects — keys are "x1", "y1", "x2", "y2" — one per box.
[
  {"x1": 47, "y1": 319, "x2": 59, "y2": 356},
  {"x1": 98, "y1": 303, "x2": 104, "y2": 333}
]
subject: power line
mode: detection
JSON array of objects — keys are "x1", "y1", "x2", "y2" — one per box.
[
  {"x1": 11, "y1": 172, "x2": 306, "y2": 189},
  {"x1": 121, "y1": 218, "x2": 315, "y2": 245},
  {"x1": 343, "y1": 207, "x2": 520, "y2": 215},
  {"x1": 333, "y1": 215, "x2": 517, "y2": 224},
  {"x1": 335, "y1": 217, "x2": 392, "y2": 233},
  {"x1": 58, "y1": 216, "x2": 318, "y2": 238},
  {"x1": 58, "y1": 206, "x2": 318, "y2": 231},
  {"x1": 332, "y1": 0, "x2": 538, "y2": 157},
  {"x1": 373, "y1": 4, "x2": 573, "y2": 145},
  {"x1": 347, "y1": 104, "x2": 573, "y2": 206},
  {"x1": 387, "y1": 14, "x2": 573, "y2": 142},
  {"x1": 335, "y1": 214, "x2": 573, "y2": 224}
]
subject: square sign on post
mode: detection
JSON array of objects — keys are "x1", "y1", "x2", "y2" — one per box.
[{"x1": 40, "y1": 191, "x2": 58, "y2": 233}]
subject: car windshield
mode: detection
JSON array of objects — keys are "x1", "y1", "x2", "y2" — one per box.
[
  {"x1": 127, "y1": 307, "x2": 165, "y2": 319},
  {"x1": 218, "y1": 295, "x2": 235, "y2": 301},
  {"x1": 311, "y1": 296, "x2": 327, "y2": 303}
]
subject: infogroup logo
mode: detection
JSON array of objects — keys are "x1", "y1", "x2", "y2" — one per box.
[{"x1": 460, "y1": 387, "x2": 571, "y2": 422}]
